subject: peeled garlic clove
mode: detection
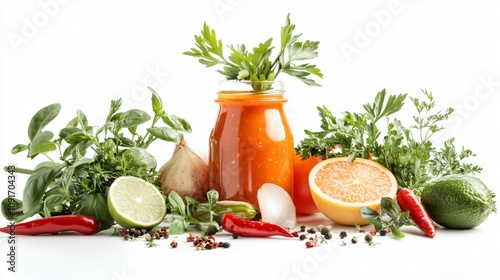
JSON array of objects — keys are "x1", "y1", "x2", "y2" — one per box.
[
  {"x1": 157, "y1": 138, "x2": 209, "y2": 202},
  {"x1": 258, "y1": 183, "x2": 296, "y2": 229}
]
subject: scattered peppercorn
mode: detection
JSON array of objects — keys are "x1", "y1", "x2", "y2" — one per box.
[
  {"x1": 379, "y1": 229, "x2": 388, "y2": 236},
  {"x1": 369, "y1": 231, "x2": 377, "y2": 236},
  {"x1": 339, "y1": 231, "x2": 347, "y2": 239},
  {"x1": 205, "y1": 224, "x2": 219, "y2": 236},
  {"x1": 291, "y1": 231, "x2": 300, "y2": 238},
  {"x1": 300, "y1": 225, "x2": 306, "y2": 232},
  {"x1": 307, "y1": 228, "x2": 316, "y2": 234},
  {"x1": 351, "y1": 236, "x2": 358, "y2": 244},
  {"x1": 232, "y1": 233, "x2": 239, "y2": 239},
  {"x1": 320, "y1": 226, "x2": 332, "y2": 236},
  {"x1": 299, "y1": 234, "x2": 307, "y2": 241},
  {"x1": 364, "y1": 233, "x2": 373, "y2": 243},
  {"x1": 305, "y1": 241, "x2": 315, "y2": 248},
  {"x1": 170, "y1": 240, "x2": 178, "y2": 248},
  {"x1": 324, "y1": 232, "x2": 332, "y2": 240}
]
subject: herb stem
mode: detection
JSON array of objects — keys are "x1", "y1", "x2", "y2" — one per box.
[{"x1": 3, "y1": 166, "x2": 34, "y2": 175}]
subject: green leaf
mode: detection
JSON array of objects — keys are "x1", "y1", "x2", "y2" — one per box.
[
  {"x1": 76, "y1": 192, "x2": 114, "y2": 231},
  {"x1": 1, "y1": 197, "x2": 23, "y2": 220},
  {"x1": 168, "y1": 191, "x2": 186, "y2": 216},
  {"x1": 370, "y1": 219, "x2": 383, "y2": 232},
  {"x1": 70, "y1": 157, "x2": 94, "y2": 168},
  {"x1": 11, "y1": 144, "x2": 28, "y2": 154},
  {"x1": 122, "y1": 147, "x2": 157, "y2": 170},
  {"x1": 288, "y1": 40, "x2": 320, "y2": 61},
  {"x1": 169, "y1": 218, "x2": 188, "y2": 235},
  {"x1": 380, "y1": 197, "x2": 401, "y2": 219},
  {"x1": 28, "y1": 131, "x2": 57, "y2": 157},
  {"x1": 22, "y1": 162, "x2": 62, "y2": 213},
  {"x1": 207, "y1": 189, "x2": 219, "y2": 209},
  {"x1": 119, "y1": 109, "x2": 151, "y2": 128},
  {"x1": 161, "y1": 114, "x2": 192, "y2": 133},
  {"x1": 77, "y1": 109, "x2": 89, "y2": 129},
  {"x1": 28, "y1": 103, "x2": 61, "y2": 142},
  {"x1": 147, "y1": 127, "x2": 181, "y2": 143},
  {"x1": 390, "y1": 224, "x2": 406, "y2": 239},
  {"x1": 43, "y1": 193, "x2": 66, "y2": 214},
  {"x1": 1, "y1": 198, "x2": 43, "y2": 222},
  {"x1": 148, "y1": 87, "x2": 164, "y2": 116},
  {"x1": 60, "y1": 127, "x2": 87, "y2": 144},
  {"x1": 360, "y1": 206, "x2": 379, "y2": 219}
]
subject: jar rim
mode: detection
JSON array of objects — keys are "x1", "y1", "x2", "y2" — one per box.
[{"x1": 218, "y1": 80, "x2": 284, "y2": 93}]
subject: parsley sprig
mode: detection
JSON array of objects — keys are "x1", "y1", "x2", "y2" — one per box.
[
  {"x1": 295, "y1": 89, "x2": 482, "y2": 196},
  {"x1": 183, "y1": 14, "x2": 323, "y2": 90}
]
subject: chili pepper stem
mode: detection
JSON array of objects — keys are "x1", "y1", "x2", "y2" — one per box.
[{"x1": 3, "y1": 166, "x2": 33, "y2": 175}]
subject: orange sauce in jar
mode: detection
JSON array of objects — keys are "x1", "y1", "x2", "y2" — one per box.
[{"x1": 209, "y1": 81, "x2": 294, "y2": 209}]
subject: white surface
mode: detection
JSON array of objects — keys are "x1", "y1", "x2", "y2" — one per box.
[{"x1": 1, "y1": 0, "x2": 499, "y2": 279}]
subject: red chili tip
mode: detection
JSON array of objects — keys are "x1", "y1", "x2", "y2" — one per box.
[{"x1": 221, "y1": 213, "x2": 294, "y2": 238}]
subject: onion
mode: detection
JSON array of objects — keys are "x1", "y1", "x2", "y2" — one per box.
[
  {"x1": 257, "y1": 183, "x2": 297, "y2": 228},
  {"x1": 157, "y1": 138, "x2": 209, "y2": 202}
]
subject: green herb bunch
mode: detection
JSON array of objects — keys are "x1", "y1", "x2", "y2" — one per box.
[
  {"x1": 295, "y1": 89, "x2": 482, "y2": 195},
  {"x1": 1, "y1": 87, "x2": 191, "y2": 230},
  {"x1": 183, "y1": 14, "x2": 323, "y2": 90}
]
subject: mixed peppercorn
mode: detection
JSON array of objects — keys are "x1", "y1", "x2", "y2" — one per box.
[{"x1": 113, "y1": 220, "x2": 396, "y2": 250}]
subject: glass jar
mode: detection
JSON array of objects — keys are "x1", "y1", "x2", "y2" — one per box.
[{"x1": 208, "y1": 81, "x2": 294, "y2": 209}]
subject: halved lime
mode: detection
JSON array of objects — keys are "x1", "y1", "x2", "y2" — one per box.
[{"x1": 107, "y1": 176, "x2": 167, "y2": 229}]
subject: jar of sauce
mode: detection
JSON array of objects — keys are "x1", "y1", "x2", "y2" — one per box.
[{"x1": 209, "y1": 81, "x2": 294, "y2": 209}]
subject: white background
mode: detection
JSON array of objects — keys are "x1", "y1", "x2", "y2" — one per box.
[{"x1": 1, "y1": 1, "x2": 499, "y2": 280}]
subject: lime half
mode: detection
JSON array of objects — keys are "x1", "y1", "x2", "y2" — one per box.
[{"x1": 108, "y1": 176, "x2": 167, "y2": 229}]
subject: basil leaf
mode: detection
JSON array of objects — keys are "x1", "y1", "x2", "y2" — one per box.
[
  {"x1": 62, "y1": 140, "x2": 92, "y2": 159},
  {"x1": 122, "y1": 147, "x2": 156, "y2": 169},
  {"x1": 168, "y1": 191, "x2": 186, "y2": 216},
  {"x1": 66, "y1": 116, "x2": 79, "y2": 128},
  {"x1": 28, "y1": 103, "x2": 61, "y2": 141},
  {"x1": 43, "y1": 193, "x2": 66, "y2": 215},
  {"x1": 29, "y1": 131, "x2": 57, "y2": 157},
  {"x1": 1, "y1": 197, "x2": 23, "y2": 220},
  {"x1": 77, "y1": 109, "x2": 89, "y2": 129},
  {"x1": 60, "y1": 128, "x2": 87, "y2": 144},
  {"x1": 11, "y1": 144, "x2": 28, "y2": 154},
  {"x1": 2, "y1": 198, "x2": 43, "y2": 223},
  {"x1": 22, "y1": 162, "x2": 62, "y2": 213},
  {"x1": 161, "y1": 114, "x2": 192, "y2": 133},
  {"x1": 169, "y1": 218, "x2": 188, "y2": 235},
  {"x1": 76, "y1": 193, "x2": 114, "y2": 231},
  {"x1": 147, "y1": 127, "x2": 181, "y2": 143},
  {"x1": 119, "y1": 109, "x2": 151, "y2": 128},
  {"x1": 148, "y1": 87, "x2": 164, "y2": 116}
]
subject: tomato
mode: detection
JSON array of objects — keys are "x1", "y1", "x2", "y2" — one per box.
[{"x1": 293, "y1": 154, "x2": 322, "y2": 215}]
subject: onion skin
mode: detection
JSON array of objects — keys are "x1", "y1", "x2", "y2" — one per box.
[{"x1": 157, "y1": 139, "x2": 209, "y2": 202}]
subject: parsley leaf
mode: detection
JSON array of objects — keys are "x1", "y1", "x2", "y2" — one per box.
[{"x1": 184, "y1": 14, "x2": 323, "y2": 90}]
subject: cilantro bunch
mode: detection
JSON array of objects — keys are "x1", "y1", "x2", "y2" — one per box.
[{"x1": 183, "y1": 14, "x2": 323, "y2": 90}]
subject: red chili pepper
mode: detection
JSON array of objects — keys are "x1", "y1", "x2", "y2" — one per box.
[
  {"x1": 0, "y1": 215, "x2": 100, "y2": 236},
  {"x1": 221, "y1": 213, "x2": 294, "y2": 238},
  {"x1": 396, "y1": 188, "x2": 436, "y2": 238}
]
